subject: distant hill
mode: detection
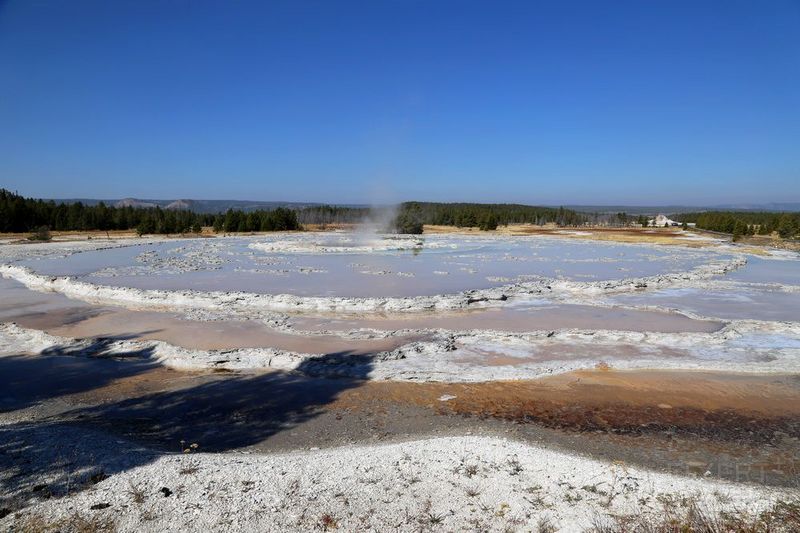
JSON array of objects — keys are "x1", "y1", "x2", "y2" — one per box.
[
  {"x1": 561, "y1": 205, "x2": 705, "y2": 215},
  {"x1": 115, "y1": 198, "x2": 160, "y2": 209},
  {"x1": 562, "y1": 203, "x2": 800, "y2": 215},
  {"x1": 710, "y1": 202, "x2": 800, "y2": 212}
]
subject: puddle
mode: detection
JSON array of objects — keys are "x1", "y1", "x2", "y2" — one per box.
[
  {"x1": 0, "y1": 278, "x2": 423, "y2": 354},
  {"x1": 612, "y1": 287, "x2": 800, "y2": 322},
  {"x1": 290, "y1": 303, "x2": 723, "y2": 334},
  {"x1": 726, "y1": 256, "x2": 800, "y2": 286}
]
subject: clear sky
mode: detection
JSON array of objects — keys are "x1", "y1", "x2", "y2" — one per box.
[{"x1": 1, "y1": 1, "x2": 798, "y2": 205}]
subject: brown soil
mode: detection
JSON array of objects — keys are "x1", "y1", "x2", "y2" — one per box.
[
  {"x1": 334, "y1": 370, "x2": 800, "y2": 444},
  {"x1": 9, "y1": 360, "x2": 799, "y2": 485},
  {"x1": 3, "y1": 224, "x2": 796, "y2": 252}
]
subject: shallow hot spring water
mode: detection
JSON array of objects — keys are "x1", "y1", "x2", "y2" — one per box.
[
  {"x1": 2, "y1": 233, "x2": 800, "y2": 383},
  {"x1": 18, "y1": 234, "x2": 731, "y2": 298}
]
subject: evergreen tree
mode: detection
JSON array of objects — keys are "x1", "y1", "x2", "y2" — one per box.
[
  {"x1": 777, "y1": 214, "x2": 797, "y2": 239},
  {"x1": 732, "y1": 221, "x2": 746, "y2": 242},
  {"x1": 479, "y1": 213, "x2": 499, "y2": 231},
  {"x1": 392, "y1": 211, "x2": 423, "y2": 234},
  {"x1": 672, "y1": 210, "x2": 800, "y2": 238},
  {"x1": 28, "y1": 225, "x2": 51, "y2": 241}
]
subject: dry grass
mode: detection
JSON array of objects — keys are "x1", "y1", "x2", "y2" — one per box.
[
  {"x1": 0, "y1": 229, "x2": 211, "y2": 242},
  {"x1": 424, "y1": 224, "x2": 725, "y2": 247},
  {"x1": 423, "y1": 224, "x2": 488, "y2": 234},
  {"x1": 301, "y1": 223, "x2": 357, "y2": 232},
  {"x1": 126, "y1": 482, "x2": 146, "y2": 505},
  {"x1": 590, "y1": 497, "x2": 800, "y2": 533},
  {"x1": 464, "y1": 484, "x2": 482, "y2": 498},
  {"x1": 735, "y1": 234, "x2": 800, "y2": 252},
  {"x1": 0, "y1": 229, "x2": 138, "y2": 241},
  {"x1": 536, "y1": 515, "x2": 557, "y2": 533},
  {"x1": 16, "y1": 512, "x2": 115, "y2": 533}
]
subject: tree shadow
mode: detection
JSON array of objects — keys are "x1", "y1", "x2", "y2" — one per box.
[
  {"x1": 295, "y1": 349, "x2": 379, "y2": 379},
  {"x1": 0, "y1": 350, "x2": 375, "y2": 511},
  {"x1": 40, "y1": 332, "x2": 162, "y2": 358},
  {"x1": 0, "y1": 335, "x2": 159, "y2": 413},
  {"x1": 65, "y1": 351, "x2": 377, "y2": 451}
]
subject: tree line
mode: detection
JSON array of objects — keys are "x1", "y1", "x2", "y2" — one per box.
[
  {"x1": 211, "y1": 208, "x2": 300, "y2": 233},
  {"x1": 0, "y1": 189, "x2": 300, "y2": 235},
  {"x1": 673, "y1": 211, "x2": 800, "y2": 239},
  {"x1": 0, "y1": 188, "x2": 206, "y2": 233},
  {"x1": 295, "y1": 205, "x2": 371, "y2": 225},
  {"x1": 1, "y1": 188, "x2": 588, "y2": 236},
  {"x1": 397, "y1": 202, "x2": 587, "y2": 228},
  {"x1": 294, "y1": 202, "x2": 588, "y2": 234}
]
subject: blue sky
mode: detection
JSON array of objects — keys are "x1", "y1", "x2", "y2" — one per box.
[{"x1": 1, "y1": 0, "x2": 798, "y2": 205}]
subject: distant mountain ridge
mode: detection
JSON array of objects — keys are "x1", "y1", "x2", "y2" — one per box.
[
  {"x1": 709, "y1": 202, "x2": 800, "y2": 212},
  {"x1": 44, "y1": 198, "x2": 800, "y2": 215},
  {"x1": 560, "y1": 203, "x2": 800, "y2": 215},
  {"x1": 47, "y1": 198, "x2": 366, "y2": 214}
]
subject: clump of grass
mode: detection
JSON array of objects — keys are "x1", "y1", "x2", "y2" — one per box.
[
  {"x1": 179, "y1": 459, "x2": 200, "y2": 475},
  {"x1": 424, "y1": 511, "x2": 446, "y2": 526},
  {"x1": 464, "y1": 463, "x2": 479, "y2": 477},
  {"x1": 453, "y1": 459, "x2": 480, "y2": 478},
  {"x1": 415, "y1": 499, "x2": 448, "y2": 527},
  {"x1": 126, "y1": 482, "x2": 146, "y2": 505},
  {"x1": 536, "y1": 515, "x2": 557, "y2": 533},
  {"x1": 465, "y1": 484, "x2": 482, "y2": 498},
  {"x1": 452, "y1": 454, "x2": 482, "y2": 479},
  {"x1": 139, "y1": 506, "x2": 159, "y2": 522},
  {"x1": 507, "y1": 457, "x2": 524, "y2": 476}
]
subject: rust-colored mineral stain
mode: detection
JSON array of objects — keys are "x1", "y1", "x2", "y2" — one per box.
[{"x1": 332, "y1": 369, "x2": 800, "y2": 442}]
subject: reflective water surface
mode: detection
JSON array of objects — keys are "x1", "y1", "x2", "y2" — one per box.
[{"x1": 18, "y1": 235, "x2": 732, "y2": 298}]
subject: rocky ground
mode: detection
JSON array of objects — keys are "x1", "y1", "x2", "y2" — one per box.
[
  {"x1": 3, "y1": 429, "x2": 796, "y2": 532},
  {"x1": 2, "y1": 347, "x2": 799, "y2": 531}
]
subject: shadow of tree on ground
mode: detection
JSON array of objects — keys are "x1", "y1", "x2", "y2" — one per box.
[
  {"x1": 0, "y1": 336, "x2": 159, "y2": 413},
  {"x1": 68, "y1": 351, "x2": 376, "y2": 452},
  {"x1": 0, "y1": 349, "x2": 376, "y2": 511}
]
